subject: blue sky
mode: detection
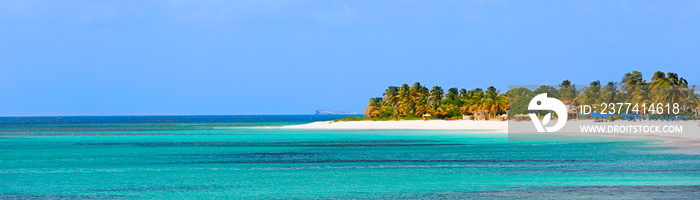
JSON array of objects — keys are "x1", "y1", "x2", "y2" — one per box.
[{"x1": 1, "y1": 0, "x2": 699, "y2": 116}]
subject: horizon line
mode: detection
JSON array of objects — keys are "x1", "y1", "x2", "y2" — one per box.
[{"x1": 0, "y1": 113, "x2": 363, "y2": 118}]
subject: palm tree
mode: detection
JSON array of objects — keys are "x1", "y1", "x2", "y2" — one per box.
[
  {"x1": 413, "y1": 85, "x2": 430, "y2": 117},
  {"x1": 459, "y1": 88, "x2": 468, "y2": 99},
  {"x1": 559, "y1": 80, "x2": 575, "y2": 102},
  {"x1": 602, "y1": 82, "x2": 619, "y2": 103},
  {"x1": 494, "y1": 94, "x2": 508, "y2": 118},
  {"x1": 467, "y1": 98, "x2": 483, "y2": 119},
  {"x1": 364, "y1": 97, "x2": 383, "y2": 117},
  {"x1": 582, "y1": 81, "x2": 603, "y2": 106},
  {"x1": 446, "y1": 88, "x2": 459, "y2": 101},
  {"x1": 459, "y1": 88, "x2": 484, "y2": 119},
  {"x1": 410, "y1": 82, "x2": 423, "y2": 95},
  {"x1": 383, "y1": 86, "x2": 399, "y2": 107},
  {"x1": 650, "y1": 71, "x2": 669, "y2": 84},
  {"x1": 650, "y1": 72, "x2": 688, "y2": 106},
  {"x1": 481, "y1": 86, "x2": 500, "y2": 119},
  {"x1": 621, "y1": 71, "x2": 644, "y2": 99},
  {"x1": 429, "y1": 86, "x2": 444, "y2": 111},
  {"x1": 631, "y1": 85, "x2": 652, "y2": 110},
  {"x1": 397, "y1": 84, "x2": 412, "y2": 117},
  {"x1": 666, "y1": 72, "x2": 688, "y2": 86}
]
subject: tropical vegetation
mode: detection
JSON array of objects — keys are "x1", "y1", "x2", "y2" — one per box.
[
  {"x1": 359, "y1": 82, "x2": 507, "y2": 120},
  {"x1": 348, "y1": 71, "x2": 700, "y2": 121},
  {"x1": 508, "y1": 71, "x2": 700, "y2": 119}
]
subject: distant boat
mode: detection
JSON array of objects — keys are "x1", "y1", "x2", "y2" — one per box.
[{"x1": 315, "y1": 109, "x2": 360, "y2": 115}]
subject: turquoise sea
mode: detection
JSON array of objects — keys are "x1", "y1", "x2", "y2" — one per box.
[{"x1": 1, "y1": 115, "x2": 699, "y2": 199}]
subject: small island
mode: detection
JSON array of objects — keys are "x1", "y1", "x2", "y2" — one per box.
[{"x1": 336, "y1": 71, "x2": 699, "y2": 122}]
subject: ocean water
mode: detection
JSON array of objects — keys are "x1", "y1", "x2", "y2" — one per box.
[{"x1": 0, "y1": 115, "x2": 699, "y2": 199}]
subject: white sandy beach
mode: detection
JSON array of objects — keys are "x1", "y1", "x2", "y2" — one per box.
[
  {"x1": 283, "y1": 120, "x2": 699, "y2": 138},
  {"x1": 283, "y1": 120, "x2": 508, "y2": 132},
  {"x1": 282, "y1": 119, "x2": 700, "y2": 153}
]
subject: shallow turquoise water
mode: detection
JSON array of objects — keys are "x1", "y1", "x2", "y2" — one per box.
[{"x1": 1, "y1": 117, "x2": 699, "y2": 199}]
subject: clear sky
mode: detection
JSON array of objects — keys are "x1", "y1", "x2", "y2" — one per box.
[{"x1": 1, "y1": 0, "x2": 699, "y2": 116}]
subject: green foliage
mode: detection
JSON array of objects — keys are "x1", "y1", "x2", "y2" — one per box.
[
  {"x1": 507, "y1": 87, "x2": 534, "y2": 115},
  {"x1": 446, "y1": 88, "x2": 459, "y2": 101},
  {"x1": 533, "y1": 85, "x2": 559, "y2": 98},
  {"x1": 357, "y1": 71, "x2": 699, "y2": 122},
  {"x1": 362, "y1": 83, "x2": 507, "y2": 120}
]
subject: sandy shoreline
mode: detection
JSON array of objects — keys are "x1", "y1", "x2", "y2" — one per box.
[
  {"x1": 282, "y1": 119, "x2": 700, "y2": 154},
  {"x1": 283, "y1": 120, "x2": 508, "y2": 132}
]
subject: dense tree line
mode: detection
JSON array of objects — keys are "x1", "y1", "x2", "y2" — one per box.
[
  {"x1": 509, "y1": 71, "x2": 699, "y2": 116},
  {"x1": 364, "y1": 82, "x2": 507, "y2": 120},
  {"x1": 363, "y1": 71, "x2": 700, "y2": 120}
]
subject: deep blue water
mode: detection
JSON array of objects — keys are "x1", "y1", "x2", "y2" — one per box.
[
  {"x1": 0, "y1": 115, "x2": 698, "y2": 199},
  {"x1": 0, "y1": 115, "x2": 359, "y2": 126}
]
